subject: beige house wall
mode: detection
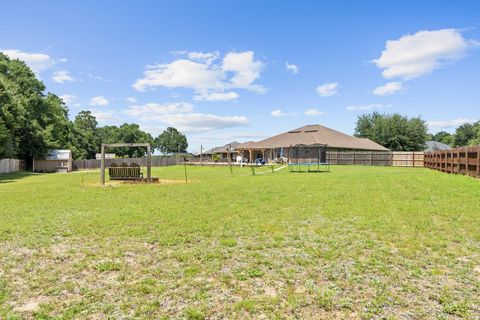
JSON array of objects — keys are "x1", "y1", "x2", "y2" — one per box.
[{"x1": 34, "y1": 159, "x2": 72, "y2": 172}]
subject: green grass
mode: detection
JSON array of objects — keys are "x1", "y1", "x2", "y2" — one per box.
[{"x1": 0, "y1": 165, "x2": 479, "y2": 319}]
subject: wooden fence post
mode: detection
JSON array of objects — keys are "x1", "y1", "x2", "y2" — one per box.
[{"x1": 477, "y1": 146, "x2": 480, "y2": 178}]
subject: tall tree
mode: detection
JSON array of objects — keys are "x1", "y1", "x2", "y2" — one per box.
[
  {"x1": 73, "y1": 110, "x2": 99, "y2": 159},
  {"x1": 354, "y1": 112, "x2": 428, "y2": 151},
  {"x1": 155, "y1": 127, "x2": 188, "y2": 154},
  {"x1": 453, "y1": 122, "x2": 479, "y2": 147}
]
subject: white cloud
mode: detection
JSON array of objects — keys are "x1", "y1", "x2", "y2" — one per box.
[
  {"x1": 155, "y1": 113, "x2": 249, "y2": 132},
  {"x1": 133, "y1": 50, "x2": 265, "y2": 99},
  {"x1": 52, "y1": 70, "x2": 75, "y2": 83},
  {"x1": 372, "y1": 81, "x2": 405, "y2": 96},
  {"x1": 193, "y1": 91, "x2": 239, "y2": 101},
  {"x1": 222, "y1": 51, "x2": 265, "y2": 92},
  {"x1": 133, "y1": 59, "x2": 223, "y2": 92},
  {"x1": 59, "y1": 94, "x2": 76, "y2": 105},
  {"x1": 304, "y1": 108, "x2": 325, "y2": 116},
  {"x1": 123, "y1": 100, "x2": 249, "y2": 133},
  {"x1": 89, "y1": 109, "x2": 120, "y2": 124},
  {"x1": 89, "y1": 96, "x2": 109, "y2": 106},
  {"x1": 373, "y1": 29, "x2": 477, "y2": 80},
  {"x1": 187, "y1": 51, "x2": 219, "y2": 65},
  {"x1": 124, "y1": 102, "x2": 194, "y2": 118},
  {"x1": 427, "y1": 118, "x2": 477, "y2": 129},
  {"x1": 346, "y1": 104, "x2": 390, "y2": 111},
  {"x1": 285, "y1": 62, "x2": 299, "y2": 74},
  {"x1": 270, "y1": 109, "x2": 296, "y2": 117},
  {"x1": 1, "y1": 49, "x2": 54, "y2": 74},
  {"x1": 316, "y1": 82, "x2": 338, "y2": 97},
  {"x1": 125, "y1": 97, "x2": 138, "y2": 103}
]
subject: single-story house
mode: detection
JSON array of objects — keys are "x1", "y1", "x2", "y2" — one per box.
[
  {"x1": 33, "y1": 149, "x2": 72, "y2": 173},
  {"x1": 424, "y1": 141, "x2": 450, "y2": 152},
  {"x1": 236, "y1": 124, "x2": 389, "y2": 162},
  {"x1": 202, "y1": 141, "x2": 242, "y2": 161}
]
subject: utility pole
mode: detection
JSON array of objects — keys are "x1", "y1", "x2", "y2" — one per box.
[{"x1": 200, "y1": 145, "x2": 203, "y2": 165}]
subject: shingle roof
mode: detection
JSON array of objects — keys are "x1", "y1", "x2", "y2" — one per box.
[
  {"x1": 236, "y1": 124, "x2": 389, "y2": 151},
  {"x1": 203, "y1": 141, "x2": 242, "y2": 155},
  {"x1": 424, "y1": 141, "x2": 450, "y2": 152},
  {"x1": 45, "y1": 149, "x2": 72, "y2": 160}
]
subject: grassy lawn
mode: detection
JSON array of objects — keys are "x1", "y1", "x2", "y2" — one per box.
[{"x1": 0, "y1": 165, "x2": 479, "y2": 319}]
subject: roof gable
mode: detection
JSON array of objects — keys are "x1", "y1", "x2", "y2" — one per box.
[{"x1": 237, "y1": 124, "x2": 389, "y2": 151}]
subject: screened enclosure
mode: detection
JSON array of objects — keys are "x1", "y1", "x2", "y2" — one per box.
[{"x1": 288, "y1": 143, "x2": 329, "y2": 172}]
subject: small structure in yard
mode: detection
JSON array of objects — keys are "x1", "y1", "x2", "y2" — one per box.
[
  {"x1": 288, "y1": 143, "x2": 330, "y2": 172},
  {"x1": 33, "y1": 149, "x2": 72, "y2": 173}
]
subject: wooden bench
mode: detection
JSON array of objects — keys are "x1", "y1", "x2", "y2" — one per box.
[{"x1": 108, "y1": 163, "x2": 143, "y2": 180}]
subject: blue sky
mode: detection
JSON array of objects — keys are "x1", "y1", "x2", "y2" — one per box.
[{"x1": 1, "y1": 1, "x2": 479, "y2": 151}]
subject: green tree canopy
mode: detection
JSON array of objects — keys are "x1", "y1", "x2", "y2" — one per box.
[
  {"x1": 354, "y1": 112, "x2": 428, "y2": 151},
  {"x1": 453, "y1": 122, "x2": 480, "y2": 147},
  {"x1": 97, "y1": 123, "x2": 154, "y2": 157},
  {"x1": 72, "y1": 110, "x2": 99, "y2": 159},
  {"x1": 155, "y1": 127, "x2": 188, "y2": 154},
  {"x1": 429, "y1": 131, "x2": 453, "y2": 146}
]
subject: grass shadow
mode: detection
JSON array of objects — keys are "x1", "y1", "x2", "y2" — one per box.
[{"x1": 0, "y1": 171, "x2": 35, "y2": 184}]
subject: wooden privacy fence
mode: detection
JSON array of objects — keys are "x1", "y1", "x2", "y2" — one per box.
[
  {"x1": 326, "y1": 151, "x2": 424, "y2": 167},
  {"x1": 424, "y1": 146, "x2": 480, "y2": 178},
  {"x1": 391, "y1": 151, "x2": 424, "y2": 167},
  {"x1": 73, "y1": 156, "x2": 188, "y2": 170},
  {"x1": 0, "y1": 159, "x2": 23, "y2": 174}
]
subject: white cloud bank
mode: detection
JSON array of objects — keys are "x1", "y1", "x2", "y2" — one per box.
[
  {"x1": 52, "y1": 70, "x2": 75, "y2": 83},
  {"x1": 374, "y1": 29, "x2": 477, "y2": 80},
  {"x1": 427, "y1": 118, "x2": 477, "y2": 129},
  {"x1": 133, "y1": 50, "x2": 265, "y2": 101},
  {"x1": 124, "y1": 102, "x2": 249, "y2": 133},
  {"x1": 89, "y1": 96, "x2": 109, "y2": 106},
  {"x1": 346, "y1": 104, "x2": 390, "y2": 111},
  {"x1": 316, "y1": 82, "x2": 338, "y2": 97},
  {"x1": 304, "y1": 108, "x2": 325, "y2": 116},
  {"x1": 285, "y1": 62, "x2": 299, "y2": 74},
  {"x1": 193, "y1": 91, "x2": 239, "y2": 102},
  {"x1": 270, "y1": 109, "x2": 296, "y2": 117},
  {"x1": 157, "y1": 113, "x2": 249, "y2": 132},
  {"x1": 1, "y1": 49, "x2": 55, "y2": 74},
  {"x1": 124, "y1": 102, "x2": 194, "y2": 118}
]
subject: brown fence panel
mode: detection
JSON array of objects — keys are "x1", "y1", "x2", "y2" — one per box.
[
  {"x1": 326, "y1": 151, "x2": 390, "y2": 166},
  {"x1": 325, "y1": 151, "x2": 422, "y2": 167},
  {"x1": 425, "y1": 146, "x2": 480, "y2": 178}
]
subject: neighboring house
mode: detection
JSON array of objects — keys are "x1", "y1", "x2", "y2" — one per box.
[
  {"x1": 33, "y1": 149, "x2": 72, "y2": 173},
  {"x1": 424, "y1": 141, "x2": 450, "y2": 152},
  {"x1": 202, "y1": 141, "x2": 242, "y2": 161},
  {"x1": 236, "y1": 124, "x2": 389, "y2": 162}
]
